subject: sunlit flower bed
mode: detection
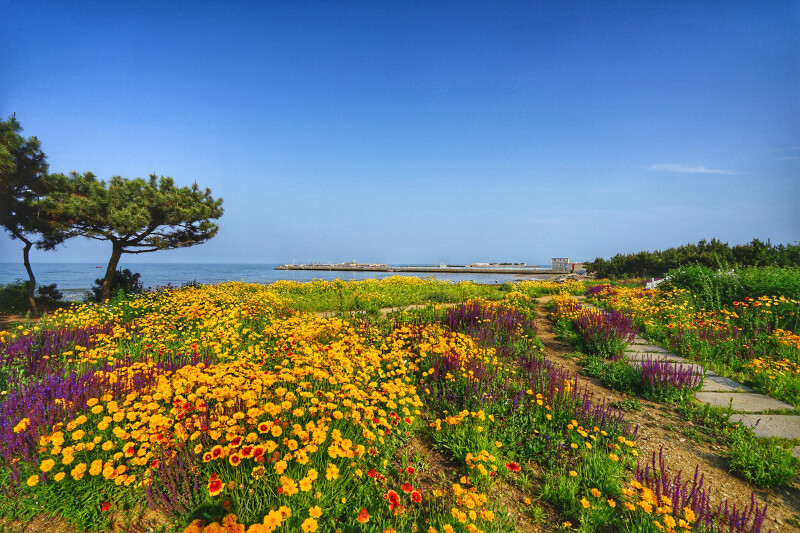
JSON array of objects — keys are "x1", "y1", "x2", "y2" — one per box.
[
  {"x1": 0, "y1": 282, "x2": 772, "y2": 532},
  {"x1": 586, "y1": 285, "x2": 800, "y2": 407}
]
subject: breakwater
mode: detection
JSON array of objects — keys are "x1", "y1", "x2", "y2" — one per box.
[{"x1": 275, "y1": 264, "x2": 569, "y2": 275}]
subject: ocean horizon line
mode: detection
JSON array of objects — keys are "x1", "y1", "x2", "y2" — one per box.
[{"x1": 1, "y1": 262, "x2": 546, "y2": 301}]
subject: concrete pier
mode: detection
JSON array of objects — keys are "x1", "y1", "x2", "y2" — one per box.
[{"x1": 276, "y1": 264, "x2": 572, "y2": 275}]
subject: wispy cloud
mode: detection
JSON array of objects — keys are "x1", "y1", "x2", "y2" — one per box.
[
  {"x1": 649, "y1": 163, "x2": 733, "y2": 175},
  {"x1": 771, "y1": 146, "x2": 800, "y2": 152},
  {"x1": 775, "y1": 147, "x2": 800, "y2": 161},
  {"x1": 770, "y1": 147, "x2": 800, "y2": 161}
]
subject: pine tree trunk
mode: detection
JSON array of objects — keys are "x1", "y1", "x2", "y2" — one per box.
[
  {"x1": 22, "y1": 239, "x2": 39, "y2": 316},
  {"x1": 102, "y1": 243, "x2": 123, "y2": 301}
]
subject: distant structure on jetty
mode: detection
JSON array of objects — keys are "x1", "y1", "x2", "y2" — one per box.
[{"x1": 276, "y1": 259, "x2": 581, "y2": 275}]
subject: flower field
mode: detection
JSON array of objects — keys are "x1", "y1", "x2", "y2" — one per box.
[
  {"x1": 584, "y1": 283, "x2": 800, "y2": 408},
  {"x1": 547, "y1": 294, "x2": 703, "y2": 404},
  {"x1": 0, "y1": 278, "x2": 774, "y2": 532}
]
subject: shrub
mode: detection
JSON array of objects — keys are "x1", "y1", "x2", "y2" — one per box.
[
  {"x1": 637, "y1": 359, "x2": 703, "y2": 402},
  {"x1": 737, "y1": 265, "x2": 800, "y2": 300},
  {"x1": 0, "y1": 280, "x2": 63, "y2": 313},
  {"x1": 572, "y1": 309, "x2": 638, "y2": 359},
  {"x1": 35, "y1": 283, "x2": 63, "y2": 301},
  {"x1": 86, "y1": 268, "x2": 143, "y2": 302},
  {"x1": 724, "y1": 427, "x2": 799, "y2": 488},
  {"x1": 661, "y1": 264, "x2": 743, "y2": 311},
  {"x1": 579, "y1": 355, "x2": 606, "y2": 378},
  {"x1": 600, "y1": 360, "x2": 641, "y2": 395}
]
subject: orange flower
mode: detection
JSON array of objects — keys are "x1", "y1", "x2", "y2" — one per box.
[
  {"x1": 387, "y1": 490, "x2": 401, "y2": 511},
  {"x1": 208, "y1": 477, "x2": 223, "y2": 497},
  {"x1": 505, "y1": 462, "x2": 521, "y2": 472},
  {"x1": 357, "y1": 509, "x2": 369, "y2": 523}
]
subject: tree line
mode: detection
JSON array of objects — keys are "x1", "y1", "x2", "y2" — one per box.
[
  {"x1": 585, "y1": 238, "x2": 800, "y2": 279},
  {"x1": 1, "y1": 114, "x2": 223, "y2": 313}
]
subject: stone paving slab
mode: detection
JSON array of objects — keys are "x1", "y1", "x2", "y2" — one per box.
[
  {"x1": 624, "y1": 352, "x2": 688, "y2": 363},
  {"x1": 626, "y1": 344, "x2": 669, "y2": 353},
  {"x1": 631, "y1": 337, "x2": 651, "y2": 345},
  {"x1": 728, "y1": 414, "x2": 800, "y2": 440},
  {"x1": 696, "y1": 392, "x2": 796, "y2": 412},
  {"x1": 794, "y1": 446, "x2": 800, "y2": 459},
  {"x1": 630, "y1": 361, "x2": 705, "y2": 375},
  {"x1": 700, "y1": 374, "x2": 753, "y2": 393}
]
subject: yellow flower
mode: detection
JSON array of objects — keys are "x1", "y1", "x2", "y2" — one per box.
[
  {"x1": 580, "y1": 498, "x2": 590, "y2": 509},
  {"x1": 326, "y1": 463, "x2": 339, "y2": 480},
  {"x1": 40, "y1": 459, "x2": 56, "y2": 473},
  {"x1": 568, "y1": 470, "x2": 577, "y2": 477},
  {"x1": 309, "y1": 505, "x2": 322, "y2": 518},
  {"x1": 90, "y1": 460, "x2": 103, "y2": 476},
  {"x1": 14, "y1": 418, "x2": 31, "y2": 434},
  {"x1": 301, "y1": 518, "x2": 317, "y2": 532},
  {"x1": 71, "y1": 463, "x2": 87, "y2": 480},
  {"x1": 26, "y1": 474, "x2": 39, "y2": 487},
  {"x1": 590, "y1": 488, "x2": 601, "y2": 498}
]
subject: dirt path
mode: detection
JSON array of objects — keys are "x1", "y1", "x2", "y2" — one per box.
[
  {"x1": 532, "y1": 296, "x2": 800, "y2": 532},
  {"x1": 0, "y1": 313, "x2": 40, "y2": 331}
]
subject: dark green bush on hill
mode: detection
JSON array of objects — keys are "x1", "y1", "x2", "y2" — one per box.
[{"x1": 586, "y1": 238, "x2": 800, "y2": 279}]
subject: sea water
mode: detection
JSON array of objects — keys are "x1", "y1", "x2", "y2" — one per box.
[{"x1": 0, "y1": 263, "x2": 540, "y2": 301}]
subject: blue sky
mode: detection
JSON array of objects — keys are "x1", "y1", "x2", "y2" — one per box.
[{"x1": 2, "y1": 1, "x2": 798, "y2": 266}]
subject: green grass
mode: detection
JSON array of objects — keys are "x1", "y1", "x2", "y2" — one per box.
[
  {"x1": 724, "y1": 427, "x2": 799, "y2": 488},
  {"x1": 265, "y1": 277, "x2": 507, "y2": 312}
]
